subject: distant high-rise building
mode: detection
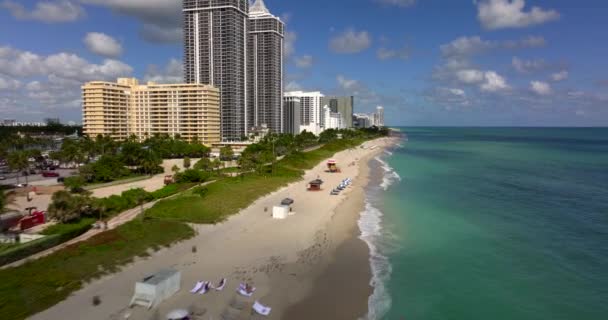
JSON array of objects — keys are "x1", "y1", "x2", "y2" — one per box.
[
  {"x1": 321, "y1": 96, "x2": 354, "y2": 128},
  {"x1": 353, "y1": 113, "x2": 372, "y2": 128},
  {"x1": 45, "y1": 118, "x2": 61, "y2": 125},
  {"x1": 283, "y1": 96, "x2": 301, "y2": 135},
  {"x1": 284, "y1": 91, "x2": 324, "y2": 135},
  {"x1": 183, "y1": 0, "x2": 249, "y2": 141},
  {"x1": 82, "y1": 78, "x2": 220, "y2": 144},
  {"x1": 247, "y1": 0, "x2": 284, "y2": 134},
  {"x1": 374, "y1": 106, "x2": 385, "y2": 127}
]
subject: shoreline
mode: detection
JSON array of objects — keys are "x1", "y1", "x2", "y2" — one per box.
[
  {"x1": 29, "y1": 137, "x2": 397, "y2": 320},
  {"x1": 281, "y1": 146, "x2": 380, "y2": 319}
]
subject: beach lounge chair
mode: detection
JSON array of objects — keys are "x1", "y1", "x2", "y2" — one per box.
[
  {"x1": 238, "y1": 283, "x2": 256, "y2": 297},
  {"x1": 190, "y1": 281, "x2": 205, "y2": 293},
  {"x1": 198, "y1": 282, "x2": 211, "y2": 294},
  {"x1": 215, "y1": 278, "x2": 227, "y2": 291},
  {"x1": 252, "y1": 301, "x2": 271, "y2": 316}
]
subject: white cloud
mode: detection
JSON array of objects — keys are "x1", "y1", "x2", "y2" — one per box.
[
  {"x1": 81, "y1": 0, "x2": 181, "y2": 43},
  {"x1": 448, "y1": 88, "x2": 466, "y2": 97},
  {"x1": 285, "y1": 81, "x2": 302, "y2": 92},
  {"x1": 0, "y1": 46, "x2": 132, "y2": 81},
  {"x1": 0, "y1": 75, "x2": 21, "y2": 90},
  {"x1": 140, "y1": 24, "x2": 182, "y2": 44},
  {"x1": 476, "y1": 0, "x2": 560, "y2": 30},
  {"x1": 84, "y1": 32, "x2": 123, "y2": 58},
  {"x1": 377, "y1": 47, "x2": 410, "y2": 61},
  {"x1": 441, "y1": 35, "x2": 546, "y2": 58},
  {"x1": 284, "y1": 31, "x2": 297, "y2": 58},
  {"x1": 530, "y1": 81, "x2": 552, "y2": 95},
  {"x1": 512, "y1": 56, "x2": 546, "y2": 73},
  {"x1": 1, "y1": 0, "x2": 85, "y2": 23},
  {"x1": 551, "y1": 71, "x2": 568, "y2": 82},
  {"x1": 455, "y1": 69, "x2": 509, "y2": 92},
  {"x1": 294, "y1": 55, "x2": 313, "y2": 68},
  {"x1": 481, "y1": 71, "x2": 509, "y2": 92},
  {"x1": 143, "y1": 58, "x2": 183, "y2": 84},
  {"x1": 375, "y1": 0, "x2": 417, "y2": 7},
  {"x1": 456, "y1": 69, "x2": 485, "y2": 84},
  {"x1": 0, "y1": 45, "x2": 133, "y2": 119},
  {"x1": 25, "y1": 81, "x2": 42, "y2": 91},
  {"x1": 337, "y1": 75, "x2": 361, "y2": 91},
  {"x1": 329, "y1": 29, "x2": 372, "y2": 54}
]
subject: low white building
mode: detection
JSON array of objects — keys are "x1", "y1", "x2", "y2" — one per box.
[
  {"x1": 284, "y1": 91, "x2": 325, "y2": 135},
  {"x1": 323, "y1": 106, "x2": 344, "y2": 130}
]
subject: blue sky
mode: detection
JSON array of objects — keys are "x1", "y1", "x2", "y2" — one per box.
[{"x1": 0, "y1": 0, "x2": 607, "y2": 126}]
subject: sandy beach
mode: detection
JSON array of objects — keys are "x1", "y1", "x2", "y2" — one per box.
[{"x1": 30, "y1": 137, "x2": 396, "y2": 320}]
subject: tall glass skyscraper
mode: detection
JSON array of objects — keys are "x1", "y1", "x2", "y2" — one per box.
[
  {"x1": 183, "y1": 0, "x2": 285, "y2": 140},
  {"x1": 183, "y1": 0, "x2": 249, "y2": 141},
  {"x1": 247, "y1": 0, "x2": 285, "y2": 134}
]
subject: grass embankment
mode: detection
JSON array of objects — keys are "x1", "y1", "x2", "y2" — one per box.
[
  {"x1": 146, "y1": 138, "x2": 366, "y2": 224},
  {"x1": 0, "y1": 137, "x2": 371, "y2": 320},
  {"x1": 0, "y1": 220, "x2": 194, "y2": 320}
]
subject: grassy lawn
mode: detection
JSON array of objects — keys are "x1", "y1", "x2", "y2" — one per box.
[
  {"x1": 0, "y1": 219, "x2": 194, "y2": 320},
  {"x1": 147, "y1": 173, "x2": 298, "y2": 224},
  {"x1": 146, "y1": 138, "x2": 366, "y2": 224},
  {"x1": 0, "y1": 243, "x2": 18, "y2": 254}
]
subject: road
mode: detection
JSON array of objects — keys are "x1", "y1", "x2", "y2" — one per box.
[{"x1": 0, "y1": 169, "x2": 77, "y2": 187}]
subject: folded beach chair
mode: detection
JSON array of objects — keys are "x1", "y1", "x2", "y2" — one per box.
[
  {"x1": 252, "y1": 301, "x2": 271, "y2": 316},
  {"x1": 215, "y1": 278, "x2": 227, "y2": 291},
  {"x1": 190, "y1": 281, "x2": 205, "y2": 293},
  {"x1": 238, "y1": 283, "x2": 256, "y2": 297},
  {"x1": 198, "y1": 282, "x2": 211, "y2": 294}
]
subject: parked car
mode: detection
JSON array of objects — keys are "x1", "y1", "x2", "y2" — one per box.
[
  {"x1": 57, "y1": 177, "x2": 65, "y2": 183},
  {"x1": 42, "y1": 171, "x2": 60, "y2": 178},
  {"x1": 0, "y1": 176, "x2": 5, "y2": 180}
]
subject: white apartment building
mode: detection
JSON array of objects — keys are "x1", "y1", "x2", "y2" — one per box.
[
  {"x1": 323, "y1": 106, "x2": 344, "y2": 130},
  {"x1": 284, "y1": 91, "x2": 324, "y2": 135}
]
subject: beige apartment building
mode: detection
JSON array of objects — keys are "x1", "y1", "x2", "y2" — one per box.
[{"x1": 82, "y1": 78, "x2": 220, "y2": 145}]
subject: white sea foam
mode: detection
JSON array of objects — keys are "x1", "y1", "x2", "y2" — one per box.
[
  {"x1": 358, "y1": 201, "x2": 392, "y2": 320},
  {"x1": 384, "y1": 150, "x2": 393, "y2": 156},
  {"x1": 375, "y1": 156, "x2": 402, "y2": 191}
]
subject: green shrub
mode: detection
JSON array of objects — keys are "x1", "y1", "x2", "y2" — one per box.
[
  {"x1": 192, "y1": 186, "x2": 208, "y2": 198},
  {"x1": 175, "y1": 169, "x2": 209, "y2": 183},
  {"x1": 150, "y1": 183, "x2": 197, "y2": 200},
  {"x1": 0, "y1": 221, "x2": 92, "y2": 266}
]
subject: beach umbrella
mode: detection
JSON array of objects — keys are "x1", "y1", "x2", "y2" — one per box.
[{"x1": 166, "y1": 309, "x2": 190, "y2": 320}]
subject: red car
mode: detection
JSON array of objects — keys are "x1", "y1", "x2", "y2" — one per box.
[{"x1": 42, "y1": 171, "x2": 60, "y2": 178}]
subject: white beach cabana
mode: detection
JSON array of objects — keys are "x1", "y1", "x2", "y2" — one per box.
[
  {"x1": 272, "y1": 205, "x2": 290, "y2": 219},
  {"x1": 130, "y1": 269, "x2": 181, "y2": 309}
]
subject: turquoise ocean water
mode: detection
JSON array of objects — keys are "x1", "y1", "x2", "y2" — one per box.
[{"x1": 359, "y1": 128, "x2": 608, "y2": 320}]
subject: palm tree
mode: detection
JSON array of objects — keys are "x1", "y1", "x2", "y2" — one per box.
[
  {"x1": 140, "y1": 150, "x2": 161, "y2": 175},
  {"x1": 7, "y1": 151, "x2": 29, "y2": 184}
]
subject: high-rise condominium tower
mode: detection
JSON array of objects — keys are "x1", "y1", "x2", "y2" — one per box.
[
  {"x1": 183, "y1": 0, "x2": 249, "y2": 141},
  {"x1": 247, "y1": 0, "x2": 284, "y2": 134},
  {"x1": 82, "y1": 78, "x2": 220, "y2": 145}
]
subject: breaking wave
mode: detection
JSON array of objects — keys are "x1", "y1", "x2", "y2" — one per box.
[
  {"x1": 375, "y1": 157, "x2": 402, "y2": 190},
  {"x1": 358, "y1": 201, "x2": 392, "y2": 320}
]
